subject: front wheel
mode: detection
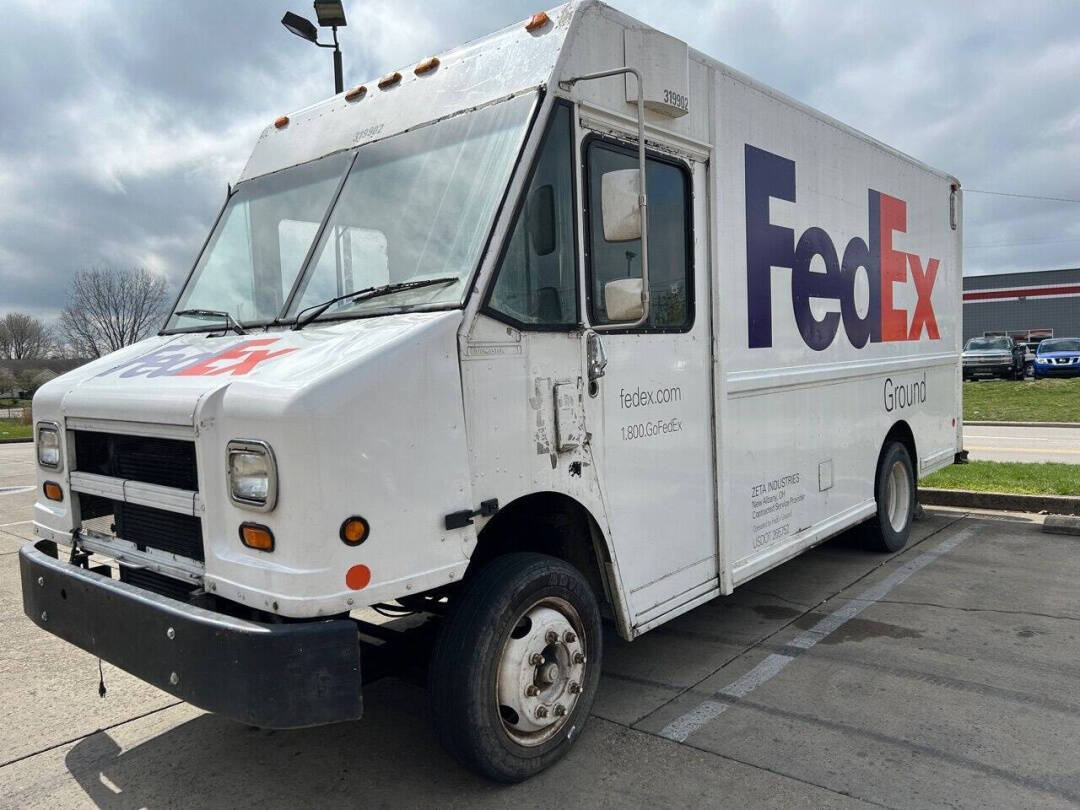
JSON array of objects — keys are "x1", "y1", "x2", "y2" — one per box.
[
  {"x1": 864, "y1": 441, "x2": 916, "y2": 553},
  {"x1": 428, "y1": 552, "x2": 602, "y2": 782}
]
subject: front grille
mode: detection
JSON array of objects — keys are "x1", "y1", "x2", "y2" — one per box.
[
  {"x1": 73, "y1": 429, "x2": 205, "y2": 568},
  {"x1": 74, "y1": 431, "x2": 198, "y2": 491}
]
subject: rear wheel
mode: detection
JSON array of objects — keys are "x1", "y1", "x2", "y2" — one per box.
[
  {"x1": 428, "y1": 552, "x2": 602, "y2": 782},
  {"x1": 864, "y1": 441, "x2": 915, "y2": 553}
]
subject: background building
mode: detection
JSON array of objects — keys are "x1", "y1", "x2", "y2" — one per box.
[{"x1": 963, "y1": 267, "x2": 1080, "y2": 343}]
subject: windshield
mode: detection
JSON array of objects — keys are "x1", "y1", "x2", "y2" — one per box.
[
  {"x1": 166, "y1": 93, "x2": 535, "y2": 331},
  {"x1": 965, "y1": 337, "x2": 1010, "y2": 351},
  {"x1": 1039, "y1": 338, "x2": 1080, "y2": 353}
]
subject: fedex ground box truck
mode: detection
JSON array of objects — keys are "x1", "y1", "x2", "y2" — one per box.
[{"x1": 22, "y1": 0, "x2": 962, "y2": 781}]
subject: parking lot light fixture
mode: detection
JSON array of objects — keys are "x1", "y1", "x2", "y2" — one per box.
[{"x1": 281, "y1": 2, "x2": 347, "y2": 94}]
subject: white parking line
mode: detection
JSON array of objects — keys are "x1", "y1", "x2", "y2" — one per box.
[
  {"x1": 660, "y1": 528, "x2": 973, "y2": 742},
  {"x1": 0, "y1": 486, "x2": 35, "y2": 496},
  {"x1": 0, "y1": 520, "x2": 32, "y2": 528}
]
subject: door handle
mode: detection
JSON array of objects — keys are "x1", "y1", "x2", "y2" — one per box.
[{"x1": 586, "y1": 332, "x2": 607, "y2": 396}]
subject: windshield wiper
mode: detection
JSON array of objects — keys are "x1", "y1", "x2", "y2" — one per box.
[
  {"x1": 292, "y1": 277, "x2": 458, "y2": 330},
  {"x1": 174, "y1": 309, "x2": 248, "y2": 335}
]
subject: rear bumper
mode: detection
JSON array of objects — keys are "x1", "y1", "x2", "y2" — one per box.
[{"x1": 20, "y1": 540, "x2": 362, "y2": 729}]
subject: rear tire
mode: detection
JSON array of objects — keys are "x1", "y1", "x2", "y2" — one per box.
[
  {"x1": 864, "y1": 441, "x2": 915, "y2": 553},
  {"x1": 428, "y1": 552, "x2": 602, "y2": 782}
]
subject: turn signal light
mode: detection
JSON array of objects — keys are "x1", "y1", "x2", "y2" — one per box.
[
  {"x1": 525, "y1": 11, "x2": 549, "y2": 31},
  {"x1": 43, "y1": 481, "x2": 63, "y2": 502},
  {"x1": 239, "y1": 523, "x2": 275, "y2": 552},
  {"x1": 340, "y1": 516, "x2": 370, "y2": 546},
  {"x1": 414, "y1": 56, "x2": 439, "y2": 75},
  {"x1": 377, "y1": 71, "x2": 401, "y2": 90},
  {"x1": 344, "y1": 85, "x2": 367, "y2": 102}
]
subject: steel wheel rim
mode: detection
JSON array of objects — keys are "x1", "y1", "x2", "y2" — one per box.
[
  {"x1": 495, "y1": 596, "x2": 587, "y2": 747},
  {"x1": 885, "y1": 459, "x2": 911, "y2": 532}
]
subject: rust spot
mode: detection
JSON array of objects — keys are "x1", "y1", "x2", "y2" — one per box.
[{"x1": 569, "y1": 461, "x2": 582, "y2": 477}]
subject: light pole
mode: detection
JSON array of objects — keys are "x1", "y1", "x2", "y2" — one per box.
[{"x1": 281, "y1": 1, "x2": 348, "y2": 94}]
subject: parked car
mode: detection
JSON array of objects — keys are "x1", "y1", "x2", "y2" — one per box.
[
  {"x1": 1033, "y1": 338, "x2": 1080, "y2": 379},
  {"x1": 962, "y1": 336, "x2": 1025, "y2": 380}
]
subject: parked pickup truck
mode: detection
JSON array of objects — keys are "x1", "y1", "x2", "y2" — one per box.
[{"x1": 962, "y1": 336, "x2": 1025, "y2": 380}]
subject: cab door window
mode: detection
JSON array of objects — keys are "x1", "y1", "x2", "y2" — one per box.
[
  {"x1": 585, "y1": 140, "x2": 693, "y2": 331},
  {"x1": 486, "y1": 102, "x2": 578, "y2": 328}
]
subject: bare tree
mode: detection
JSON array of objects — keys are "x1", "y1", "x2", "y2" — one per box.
[
  {"x1": 0, "y1": 367, "x2": 15, "y2": 397},
  {"x1": 0, "y1": 313, "x2": 55, "y2": 359},
  {"x1": 58, "y1": 267, "x2": 171, "y2": 358}
]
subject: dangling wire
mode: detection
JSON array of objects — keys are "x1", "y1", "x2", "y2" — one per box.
[{"x1": 98, "y1": 659, "x2": 107, "y2": 698}]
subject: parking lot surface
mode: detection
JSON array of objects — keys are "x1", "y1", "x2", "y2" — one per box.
[
  {"x1": 2, "y1": 441, "x2": 1079, "y2": 808},
  {"x1": 963, "y1": 423, "x2": 1080, "y2": 463}
]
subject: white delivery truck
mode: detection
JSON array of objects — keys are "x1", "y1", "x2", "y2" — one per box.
[{"x1": 22, "y1": 0, "x2": 962, "y2": 781}]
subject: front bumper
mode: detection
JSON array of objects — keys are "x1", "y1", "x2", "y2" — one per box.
[
  {"x1": 962, "y1": 362, "x2": 1012, "y2": 376},
  {"x1": 1034, "y1": 364, "x2": 1080, "y2": 377},
  {"x1": 20, "y1": 540, "x2": 362, "y2": 729}
]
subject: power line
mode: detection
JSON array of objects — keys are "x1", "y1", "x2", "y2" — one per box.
[{"x1": 965, "y1": 189, "x2": 1080, "y2": 204}]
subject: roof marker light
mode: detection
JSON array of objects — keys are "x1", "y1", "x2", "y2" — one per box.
[
  {"x1": 377, "y1": 71, "x2": 402, "y2": 90},
  {"x1": 344, "y1": 85, "x2": 367, "y2": 102},
  {"x1": 525, "y1": 11, "x2": 549, "y2": 32},
  {"x1": 274, "y1": 115, "x2": 289, "y2": 129},
  {"x1": 414, "y1": 56, "x2": 439, "y2": 75}
]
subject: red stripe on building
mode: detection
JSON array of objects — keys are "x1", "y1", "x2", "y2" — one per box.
[{"x1": 963, "y1": 284, "x2": 1080, "y2": 302}]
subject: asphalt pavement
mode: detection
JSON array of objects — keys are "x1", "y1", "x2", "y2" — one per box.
[
  {"x1": 3, "y1": 442, "x2": 1080, "y2": 808},
  {"x1": 963, "y1": 424, "x2": 1080, "y2": 463}
]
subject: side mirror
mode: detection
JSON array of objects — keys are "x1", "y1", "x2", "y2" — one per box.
[
  {"x1": 604, "y1": 278, "x2": 644, "y2": 322},
  {"x1": 525, "y1": 184, "x2": 556, "y2": 256},
  {"x1": 601, "y1": 169, "x2": 642, "y2": 242}
]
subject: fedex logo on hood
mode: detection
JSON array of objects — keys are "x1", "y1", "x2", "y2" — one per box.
[
  {"x1": 745, "y1": 144, "x2": 940, "y2": 351},
  {"x1": 102, "y1": 338, "x2": 297, "y2": 379}
]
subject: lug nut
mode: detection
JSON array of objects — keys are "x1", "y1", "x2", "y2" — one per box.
[
  {"x1": 529, "y1": 653, "x2": 545, "y2": 666},
  {"x1": 569, "y1": 681, "x2": 581, "y2": 694},
  {"x1": 563, "y1": 630, "x2": 577, "y2": 643},
  {"x1": 535, "y1": 706, "x2": 548, "y2": 719},
  {"x1": 574, "y1": 652, "x2": 585, "y2": 665},
  {"x1": 525, "y1": 685, "x2": 540, "y2": 697},
  {"x1": 553, "y1": 704, "x2": 566, "y2": 717},
  {"x1": 545, "y1": 630, "x2": 558, "y2": 644}
]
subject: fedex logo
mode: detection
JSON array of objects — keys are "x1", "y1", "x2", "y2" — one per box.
[
  {"x1": 745, "y1": 144, "x2": 940, "y2": 351},
  {"x1": 102, "y1": 338, "x2": 297, "y2": 379}
]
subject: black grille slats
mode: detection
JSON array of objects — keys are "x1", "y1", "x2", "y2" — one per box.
[
  {"x1": 119, "y1": 565, "x2": 197, "y2": 601},
  {"x1": 115, "y1": 503, "x2": 204, "y2": 562},
  {"x1": 74, "y1": 431, "x2": 198, "y2": 491},
  {"x1": 73, "y1": 430, "x2": 205, "y2": 568}
]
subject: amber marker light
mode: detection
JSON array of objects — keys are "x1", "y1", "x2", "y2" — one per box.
[
  {"x1": 43, "y1": 481, "x2": 63, "y2": 502},
  {"x1": 274, "y1": 115, "x2": 290, "y2": 129},
  {"x1": 340, "y1": 516, "x2": 370, "y2": 546},
  {"x1": 378, "y1": 71, "x2": 402, "y2": 89},
  {"x1": 344, "y1": 85, "x2": 366, "y2": 102},
  {"x1": 525, "y1": 11, "x2": 549, "y2": 31},
  {"x1": 239, "y1": 523, "x2": 275, "y2": 552},
  {"x1": 414, "y1": 56, "x2": 439, "y2": 75}
]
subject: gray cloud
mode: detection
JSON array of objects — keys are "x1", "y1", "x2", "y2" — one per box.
[{"x1": 1, "y1": 0, "x2": 1078, "y2": 320}]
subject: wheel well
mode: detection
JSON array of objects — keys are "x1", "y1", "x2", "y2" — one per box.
[
  {"x1": 467, "y1": 492, "x2": 611, "y2": 608},
  {"x1": 879, "y1": 420, "x2": 918, "y2": 488}
]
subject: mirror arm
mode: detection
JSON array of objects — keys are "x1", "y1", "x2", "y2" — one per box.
[{"x1": 562, "y1": 66, "x2": 650, "y2": 330}]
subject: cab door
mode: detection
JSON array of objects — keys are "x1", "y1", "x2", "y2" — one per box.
[{"x1": 579, "y1": 134, "x2": 717, "y2": 624}]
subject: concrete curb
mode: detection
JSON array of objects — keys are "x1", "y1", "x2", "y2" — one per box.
[
  {"x1": 1043, "y1": 515, "x2": 1080, "y2": 536},
  {"x1": 965, "y1": 421, "x2": 1079, "y2": 428},
  {"x1": 0, "y1": 437, "x2": 32, "y2": 444},
  {"x1": 920, "y1": 487, "x2": 1080, "y2": 516}
]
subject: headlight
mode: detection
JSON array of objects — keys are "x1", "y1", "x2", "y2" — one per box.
[
  {"x1": 36, "y1": 423, "x2": 62, "y2": 470},
  {"x1": 227, "y1": 440, "x2": 278, "y2": 511}
]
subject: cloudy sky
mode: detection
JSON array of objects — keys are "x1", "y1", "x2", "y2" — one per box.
[{"x1": 1, "y1": 0, "x2": 1078, "y2": 319}]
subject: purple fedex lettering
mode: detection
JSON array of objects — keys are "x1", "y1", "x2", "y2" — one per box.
[
  {"x1": 744, "y1": 144, "x2": 938, "y2": 351},
  {"x1": 102, "y1": 339, "x2": 296, "y2": 379}
]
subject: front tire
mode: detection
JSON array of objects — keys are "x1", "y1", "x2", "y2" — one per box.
[
  {"x1": 864, "y1": 441, "x2": 916, "y2": 553},
  {"x1": 428, "y1": 552, "x2": 602, "y2": 782}
]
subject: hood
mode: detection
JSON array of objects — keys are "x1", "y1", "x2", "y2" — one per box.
[
  {"x1": 962, "y1": 348, "x2": 1011, "y2": 358},
  {"x1": 36, "y1": 311, "x2": 462, "y2": 426},
  {"x1": 1037, "y1": 351, "x2": 1080, "y2": 359}
]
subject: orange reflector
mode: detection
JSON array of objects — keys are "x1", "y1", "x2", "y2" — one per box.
[
  {"x1": 43, "y1": 481, "x2": 63, "y2": 502},
  {"x1": 340, "y1": 516, "x2": 370, "y2": 546},
  {"x1": 346, "y1": 564, "x2": 371, "y2": 590},
  {"x1": 525, "y1": 11, "x2": 549, "y2": 31},
  {"x1": 274, "y1": 115, "x2": 289, "y2": 129},
  {"x1": 377, "y1": 71, "x2": 401, "y2": 90},
  {"x1": 344, "y1": 84, "x2": 367, "y2": 102},
  {"x1": 414, "y1": 56, "x2": 439, "y2": 75},
  {"x1": 239, "y1": 523, "x2": 275, "y2": 552}
]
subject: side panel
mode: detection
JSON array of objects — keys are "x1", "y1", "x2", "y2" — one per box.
[{"x1": 712, "y1": 70, "x2": 962, "y2": 584}]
